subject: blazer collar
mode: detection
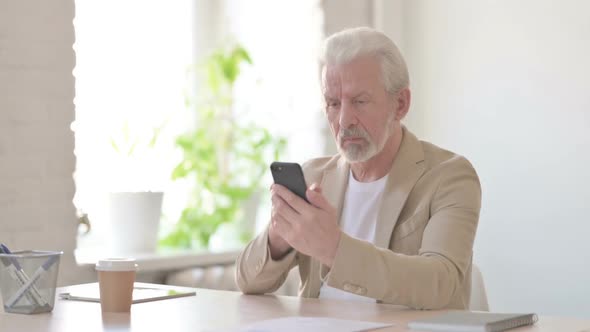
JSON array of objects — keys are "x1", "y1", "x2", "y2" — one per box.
[
  {"x1": 320, "y1": 126, "x2": 426, "y2": 248},
  {"x1": 321, "y1": 156, "x2": 350, "y2": 225}
]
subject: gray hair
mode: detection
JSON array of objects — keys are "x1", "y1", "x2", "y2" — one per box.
[{"x1": 319, "y1": 27, "x2": 409, "y2": 94}]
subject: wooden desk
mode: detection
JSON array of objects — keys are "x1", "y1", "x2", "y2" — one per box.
[{"x1": 1, "y1": 283, "x2": 589, "y2": 332}]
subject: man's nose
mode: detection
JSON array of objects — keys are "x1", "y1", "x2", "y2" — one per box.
[{"x1": 339, "y1": 102, "x2": 358, "y2": 129}]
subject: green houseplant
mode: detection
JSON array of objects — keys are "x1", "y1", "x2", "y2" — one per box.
[{"x1": 160, "y1": 45, "x2": 286, "y2": 249}]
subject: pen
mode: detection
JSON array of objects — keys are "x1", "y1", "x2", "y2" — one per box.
[
  {"x1": 0, "y1": 245, "x2": 37, "y2": 306},
  {"x1": 5, "y1": 255, "x2": 58, "y2": 308},
  {"x1": 0, "y1": 244, "x2": 46, "y2": 306}
]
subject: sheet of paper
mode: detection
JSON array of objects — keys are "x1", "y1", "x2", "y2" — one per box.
[{"x1": 213, "y1": 316, "x2": 393, "y2": 332}]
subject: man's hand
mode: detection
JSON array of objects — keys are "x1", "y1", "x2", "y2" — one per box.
[
  {"x1": 268, "y1": 216, "x2": 292, "y2": 260},
  {"x1": 269, "y1": 182, "x2": 341, "y2": 267}
]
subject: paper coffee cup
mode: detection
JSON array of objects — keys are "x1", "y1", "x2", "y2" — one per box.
[{"x1": 95, "y1": 258, "x2": 138, "y2": 312}]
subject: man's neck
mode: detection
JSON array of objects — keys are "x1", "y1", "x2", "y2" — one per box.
[{"x1": 350, "y1": 124, "x2": 403, "y2": 182}]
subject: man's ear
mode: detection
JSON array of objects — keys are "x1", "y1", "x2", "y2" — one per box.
[{"x1": 394, "y1": 88, "x2": 411, "y2": 120}]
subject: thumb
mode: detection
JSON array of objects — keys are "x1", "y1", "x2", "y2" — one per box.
[{"x1": 306, "y1": 183, "x2": 329, "y2": 209}]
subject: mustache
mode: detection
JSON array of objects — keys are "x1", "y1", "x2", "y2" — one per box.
[{"x1": 339, "y1": 126, "x2": 370, "y2": 141}]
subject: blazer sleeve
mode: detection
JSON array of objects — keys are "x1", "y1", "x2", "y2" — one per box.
[
  {"x1": 323, "y1": 157, "x2": 481, "y2": 309},
  {"x1": 235, "y1": 159, "x2": 324, "y2": 294},
  {"x1": 235, "y1": 226, "x2": 298, "y2": 294}
]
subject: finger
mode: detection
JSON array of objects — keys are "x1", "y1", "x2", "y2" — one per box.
[
  {"x1": 306, "y1": 186, "x2": 331, "y2": 210},
  {"x1": 272, "y1": 184, "x2": 311, "y2": 215},
  {"x1": 272, "y1": 213, "x2": 294, "y2": 243},
  {"x1": 272, "y1": 194, "x2": 301, "y2": 224}
]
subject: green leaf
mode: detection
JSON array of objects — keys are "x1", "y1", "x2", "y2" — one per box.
[
  {"x1": 127, "y1": 139, "x2": 138, "y2": 157},
  {"x1": 110, "y1": 138, "x2": 120, "y2": 153},
  {"x1": 165, "y1": 43, "x2": 288, "y2": 250}
]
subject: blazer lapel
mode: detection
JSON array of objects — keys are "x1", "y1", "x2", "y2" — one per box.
[
  {"x1": 374, "y1": 127, "x2": 426, "y2": 249},
  {"x1": 320, "y1": 157, "x2": 350, "y2": 226},
  {"x1": 308, "y1": 157, "x2": 349, "y2": 297}
]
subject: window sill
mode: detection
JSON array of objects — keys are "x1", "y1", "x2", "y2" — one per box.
[{"x1": 75, "y1": 248, "x2": 242, "y2": 273}]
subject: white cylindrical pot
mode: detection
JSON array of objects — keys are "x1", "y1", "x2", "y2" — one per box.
[
  {"x1": 108, "y1": 192, "x2": 163, "y2": 254},
  {"x1": 208, "y1": 191, "x2": 261, "y2": 251}
]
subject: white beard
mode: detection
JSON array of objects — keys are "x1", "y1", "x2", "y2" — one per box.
[{"x1": 337, "y1": 112, "x2": 396, "y2": 163}]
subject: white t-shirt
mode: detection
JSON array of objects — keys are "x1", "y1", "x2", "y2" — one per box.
[{"x1": 318, "y1": 170, "x2": 389, "y2": 302}]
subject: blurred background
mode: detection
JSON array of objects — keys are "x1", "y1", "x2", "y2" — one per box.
[{"x1": 1, "y1": 0, "x2": 588, "y2": 318}]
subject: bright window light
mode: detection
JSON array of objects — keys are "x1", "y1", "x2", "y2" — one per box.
[
  {"x1": 73, "y1": 0, "x2": 192, "y2": 249},
  {"x1": 73, "y1": 0, "x2": 324, "y2": 250}
]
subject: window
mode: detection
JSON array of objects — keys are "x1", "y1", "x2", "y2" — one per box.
[
  {"x1": 73, "y1": 0, "x2": 192, "y2": 250},
  {"x1": 73, "y1": 0, "x2": 324, "y2": 251}
]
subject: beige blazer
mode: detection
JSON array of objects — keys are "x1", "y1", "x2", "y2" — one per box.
[{"x1": 235, "y1": 127, "x2": 481, "y2": 309}]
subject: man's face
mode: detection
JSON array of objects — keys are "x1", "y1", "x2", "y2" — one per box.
[{"x1": 323, "y1": 56, "x2": 397, "y2": 163}]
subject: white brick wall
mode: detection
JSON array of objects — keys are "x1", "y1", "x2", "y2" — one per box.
[{"x1": 0, "y1": 0, "x2": 94, "y2": 286}]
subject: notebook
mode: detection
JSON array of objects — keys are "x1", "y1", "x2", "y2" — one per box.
[
  {"x1": 59, "y1": 283, "x2": 196, "y2": 304},
  {"x1": 408, "y1": 311, "x2": 538, "y2": 332}
]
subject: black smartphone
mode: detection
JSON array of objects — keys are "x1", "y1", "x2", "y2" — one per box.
[{"x1": 270, "y1": 162, "x2": 309, "y2": 203}]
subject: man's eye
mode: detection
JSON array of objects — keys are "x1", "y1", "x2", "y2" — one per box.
[
  {"x1": 328, "y1": 102, "x2": 340, "y2": 108},
  {"x1": 354, "y1": 100, "x2": 367, "y2": 105}
]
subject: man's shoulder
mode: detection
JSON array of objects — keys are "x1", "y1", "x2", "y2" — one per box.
[
  {"x1": 302, "y1": 155, "x2": 341, "y2": 173},
  {"x1": 402, "y1": 127, "x2": 476, "y2": 176},
  {"x1": 300, "y1": 155, "x2": 342, "y2": 182},
  {"x1": 419, "y1": 139, "x2": 477, "y2": 177},
  {"x1": 416, "y1": 139, "x2": 482, "y2": 211}
]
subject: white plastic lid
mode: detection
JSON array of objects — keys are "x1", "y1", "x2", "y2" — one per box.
[{"x1": 95, "y1": 258, "x2": 138, "y2": 272}]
